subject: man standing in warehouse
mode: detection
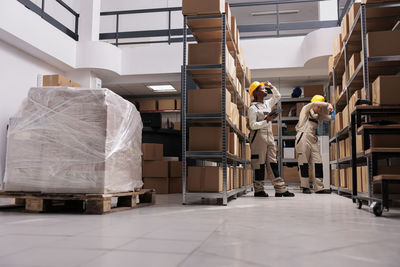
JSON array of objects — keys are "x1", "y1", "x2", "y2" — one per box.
[
  {"x1": 248, "y1": 81, "x2": 295, "y2": 197},
  {"x1": 295, "y1": 95, "x2": 333, "y2": 194}
]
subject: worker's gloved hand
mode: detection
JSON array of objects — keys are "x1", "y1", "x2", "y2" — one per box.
[{"x1": 331, "y1": 110, "x2": 335, "y2": 119}]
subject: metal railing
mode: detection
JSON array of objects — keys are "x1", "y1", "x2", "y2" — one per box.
[
  {"x1": 99, "y1": 0, "x2": 341, "y2": 46},
  {"x1": 17, "y1": 0, "x2": 79, "y2": 41}
]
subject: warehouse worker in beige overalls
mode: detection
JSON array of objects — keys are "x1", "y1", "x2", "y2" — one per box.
[
  {"x1": 295, "y1": 95, "x2": 333, "y2": 194},
  {"x1": 248, "y1": 81, "x2": 295, "y2": 197}
]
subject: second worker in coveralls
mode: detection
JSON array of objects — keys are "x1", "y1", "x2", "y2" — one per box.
[
  {"x1": 295, "y1": 95, "x2": 333, "y2": 194},
  {"x1": 248, "y1": 81, "x2": 295, "y2": 197}
]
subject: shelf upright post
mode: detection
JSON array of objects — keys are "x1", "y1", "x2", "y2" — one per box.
[
  {"x1": 182, "y1": 15, "x2": 188, "y2": 205},
  {"x1": 278, "y1": 95, "x2": 283, "y2": 183},
  {"x1": 221, "y1": 13, "x2": 228, "y2": 205},
  {"x1": 333, "y1": 66, "x2": 340, "y2": 191}
]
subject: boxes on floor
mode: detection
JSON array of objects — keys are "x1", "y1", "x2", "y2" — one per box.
[
  {"x1": 187, "y1": 166, "x2": 224, "y2": 192},
  {"x1": 168, "y1": 161, "x2": 182, "y2": 178},
  {"x1": 182, "y1": 0, "x2": 225, "y2": 15},
  {"x1": 142, "y1": 143, "x2": 163, "y2": 161},
  {"x1": 169, "y1": 177, "x2": 182, "y2": 194},
  {"x1": 142, "y1": 161, "x2": 168, "y2": 178},
  {"x1": 143, "y1": 177, "x2": 169, "y2": 194},
  {"x1": 283, "y1": 166, "x2": 299, "y2": 183}
]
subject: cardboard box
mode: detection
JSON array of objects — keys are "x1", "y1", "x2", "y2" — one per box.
[
  {"x1": 142, "y1": 143, "x2": 163, "y2": 161},
  {"x1": 367, "y1": 31, "x2": 400, "y2": 57},
  {"x1": 229, "y1": 132, "x2": 239, "y2": 156},
  {"x1": 362, "y1": 166, "x2": 368, "y2": 193},
  {"x1": 340, "y1": 169, "x2": 346, "y2": 187},
  {"x1": 335, "y1": 112, "x2": 343, "y2": 133},
  {"x1": 239, "y1": 115, "x2": 247, "y2": 134},
  {"x1": 303, "y1": 85, "x2": 324, "y2": 97},
  {"x1": 341, "y1": 13, "x2": 349, "y2": 42},
  {"x1": 333, "y1": 33, "x2": 343, "y2": 59},
  {"x1": 142, "y1": 160, "x2": 168, "y2": 178},
  {"x1": 349, "y1": 52, "x2": 361, "y2": 79},
  {"x1": 331, "y1": 169, "x2": 339, "y2": 187},
  {"x1": 158, "y1": 99, "x2": 175, "y2": 110},
  {"x1": 330, "y1": 143, "x2": 337, "y2": 161},
  {"x1": 182, "y1": 0, "x2": 225, "y2": 15},
  {"x1": 173, "y1": 122, "x2": 181, "y2": 131},
  {"x1": 169, "y1": 177, "x2": 182, "y2": 194},
  {"x1": 188, "y1": 42, "x2": 236, "y2": 80},
  {"x1": 272, "y1": 124, "x2": 278, "y2": 136},
  {"x1": 342, "y1": 105, "x2": 349, "y2": 128},
  {"x1": 371, "y1": 135, "x2": 400, "y2": 148},
  {"x1": 231, "y1": 16, "x2": 238, "y2": 46},
  {"x1": 328, "y1": 55, "x2": 334, "y2": 75},
  {"x1": 43, "y1": 74, "x2": 80, "y2": 87},
  {"x1": 336, "y1": 86, "x2": 342, "y2": 99},
  {"x1": 225, "y1": 2, "x2": 231, "y2": 29},
  {"x1": 357, "y1": 166, "x2": 363, "y2": 192},
  {"x1": 230, "y1": 103, "x2": 240, "y2": 128},
  {"x1": 245, "y1": 143, "x2": 251, "y2": 161},
  {"x1": 296, "y1": 103, "x2": 307, "y2": 117},
  {"x1": 187, "y1": 166, "x2": 224, "y2": 192},
  {"x1": 348, "y1": 2, "x2": 361, "y2": 29},
  {"x1": 139, "y1": 100, "x2": 157, "y2": 111},
  {"x1": 283, "y1": 166, "x2": 299, "y2": 183},
  {"x1": 245, "y1": 167, "x2": 252, "y2": 186},
  {"x1": 346, "y1": 168, "x2": 353, "y2": 191},
  {"x1": 189, "y1": 127, "x2": 227, "y2": 151},
  {"x1": 342, "y1": 71, "x2": 347, "y2": 88},
  {"x1": 143, "y1": 177, "x2": 169, "y2": 194},
  {"x1": 168, "y1": 161, "x2": 182, "y2": 178},
  {"x1": 233, "y1": 168, "x2": 239, "y2": 189},
  {"x1": 372, "y1": 75, "x2": 400, "y2": 106},
  {"x1": 188, "y1": 88, "x2": 231, "y2": 115},
  {"x1": 356, "y1": 134, "x2": 363, "y2": 153},
  {"x1": 345, "y1": 137, "x2": 351, "y2": 157},
  {"x1": 339, "y1": 140, "x2": 346, "y2": 159},
  {"x1": 176, "y1": 99, "x2": 181, "y2": 110}
]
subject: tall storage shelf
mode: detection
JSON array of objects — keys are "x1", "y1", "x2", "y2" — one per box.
[
  {"x1": 182, "y1": 11, "x2": 252, "y2": 205},
  {"x1": 327, "y1": 1, "x2": 400, "y2": 216}
]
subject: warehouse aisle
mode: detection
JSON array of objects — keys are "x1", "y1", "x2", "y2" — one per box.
[{"x1": 0, "y1": 191, "x2": 399, "y2": 267}]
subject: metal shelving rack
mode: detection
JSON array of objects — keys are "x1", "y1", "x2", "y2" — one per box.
[
  {"x1": 328, "y1": 1, "x2": 400, "y2": 214},
  {"x1": 277, "y1": 97, "x2": 311, "y2": 184},
  {"x1": 182, "y1": 12, "x2": 252, "y2": 205}
]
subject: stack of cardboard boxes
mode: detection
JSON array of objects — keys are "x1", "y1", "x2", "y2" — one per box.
[{"x1": 142, "y1": 143, "x2": 183, "y2": 194}]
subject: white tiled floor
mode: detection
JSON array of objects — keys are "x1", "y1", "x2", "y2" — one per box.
[{"x1": 0, "y1": 189, "x2": 400, "y2": 267}]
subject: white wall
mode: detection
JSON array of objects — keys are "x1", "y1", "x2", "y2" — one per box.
[{"x1": 0, "y1": 39, "x2": 64, "y2": 180}]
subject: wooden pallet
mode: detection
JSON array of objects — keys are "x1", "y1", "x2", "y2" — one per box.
[{"x1": 0, "y1": 189, "x2": 155, "y2": 214}]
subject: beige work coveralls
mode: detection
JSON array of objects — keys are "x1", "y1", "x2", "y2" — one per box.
[
  {"x1": 295, "y1": 101, "x2": 332, "y2": 191},
  {"x1": 248, "y1": 87, "x2": 287, "y2": 193}
]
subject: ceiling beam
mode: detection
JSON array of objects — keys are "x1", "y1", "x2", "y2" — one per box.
[
  {"x1": 229, "y1": 0, "x2": 329, "y2": 7},
  {"x1": 238, "y1": 20, "x2": 338, "y2": 32}
]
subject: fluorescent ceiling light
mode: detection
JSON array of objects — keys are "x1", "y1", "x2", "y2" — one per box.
[
  {"x1": 251, "y1": 10, "x2": 299, "y2": 16},
  {"x1": 146, "y1": 85, "x2": 176, "y2": 92}
]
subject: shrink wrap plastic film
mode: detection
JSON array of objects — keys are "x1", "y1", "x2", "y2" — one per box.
[{"x1": 3, "y1": 87, "x2": 143, "y2": 193}]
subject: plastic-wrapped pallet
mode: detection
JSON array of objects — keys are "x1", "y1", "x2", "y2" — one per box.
[{"x1": 3, "y1": 87, "x2": 143, "y2": 193}]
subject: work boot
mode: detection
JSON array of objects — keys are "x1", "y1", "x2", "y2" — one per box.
[
  {"x1": 254, "y1": 191, "x2": 269, "y2": 197},
  {"x1": 315, "y1": 189, "x2": 331, "y2": 194},
  {"x1": 275, "y1": 191, "x2": 295, "y2": 197},
  {"x1": 302, "y1": 188, "x2": 312, "y2": 194}
]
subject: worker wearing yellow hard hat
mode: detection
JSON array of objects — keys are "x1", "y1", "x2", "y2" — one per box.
[
  {"x1": 248, "y1": 81, "x2": 294, "y2": 197},
  {"x1": 295, "y1": 94, "x2": 334, "y2": 194}
]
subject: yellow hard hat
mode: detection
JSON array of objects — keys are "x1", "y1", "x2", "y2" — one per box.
[
  {"x1": 249, "y1": 81, "x2": 264, "y2": 97},
  {"x1": 311, "y1": 95, "x2": 325, "y2": 102}
]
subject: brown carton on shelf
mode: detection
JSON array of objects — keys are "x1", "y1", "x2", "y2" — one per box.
[
  {"x1": 333, "y1": 33, "x2": 343, "y2": 59},
  {"x1": 331, "y1": 169, "x2": 339, "y2": 187},
  {"x1": 246, "y1": 167, "x2": 252, "y2": 186},
  {"x1": 282, "y1": 166, "x2": 299, "y2": 183},
  {"x1": 176, "y1": 99, "x2": 181, "y2": 110},
  {"x1": 357, "y1": 166, "x2": 363, "y2": 193},
  {"x1": 341, "y1": 13, "x2": 349, "y2": 42},
  {"x1": 188, "y1": 42, "x2": 236, "y2": 80},
  {"x1": 43, "y1": 74, "x2": 80, "y2": 87},
  {"x1": 245, "y1": 143, "x2": 251, "y2": 161},
  {"x1": 356, "y1": 134, "x2": 363, "y2": 153},
  {"x1": 173, "y1": 122, "x2": 181, "y2": 131},
  {"x1": 303, "y1": 85, "x2": 324, "y2": 97},
  {"x1": 367, "y1": 31, "x2": 400, "y2": 57},
  {"x1": 239, "y1": 115, "x2": 247, "y2": 134},
  {"x1": 169, "y1": 177, "x2": 182, "y2": 194},
  {"x1": 335, "y1": 112, "x2": 343, "y2": 133},
  {"x1": 230, "y1": 103, "x2": 240, "y2": 128},
  {"x1": 342, "y1": 71, "x2": 347, "y2": 88},
  {"x1": 231, "y1": 16, "x2": 237, "y2": 46},
  {"x1": 342, "y1": 105, "x2": 349, "y2": 129},
  {"x1": 142, "y1": 143, "x2": 163, "y2": 161},
  {"x1": 328, "y1": 55, "x2": 334, "y2": 75},
  {"x1": 188, "y1": 88, "x2": 231, "y2": 115},
  {"x1": 362, "y1": 166, "x2": 368, "y2": 193},
  {"x1": 225, "y1": 2, "x2": 231, "y2": 29},
  {"x1": 139, "y1": 100, "x2": 157, "y2": 111},
  {"x1": 143, "y1": 177, "x2": 169, "y2": 194},
  {"x1": 142, "y1": 160, "x2": 168, "y2": 178},
  {"x1": 330, "y1": 143, "x2": 337, "y2": 161},
  {"x1": 238, "y1": 168, "x2": 244, "y2": 188},
  {"x1": 233, "y1": 168, "x2": 239, "y2": 189},
  {"x1": 229, "y1": 132, "x2": 239, "y2": 156},
  {"x1": 371, "y1": 135, "x2": 400, "y2": 148},
  {"x1": 272, "y1": 124, "x2": 278, "y2": 136},
  {"x1": 189, "y1": 127, "x2": 228, "y2": 151},
  {"x1": 296, "y1": 103, "x2": 307, "y2": 117},
  {"x1": 158, "y1": 99, "x2": 175, "y2": 110},
  {"x1": 187, "y1": 166, "x2": 223, "y2": 192},
  {"x1": 339, "y1": 140, "x2": 346, "y2": 159},
  {"x1": 340, "y1": 169, "x2": 346, "y2": 188},
  {"x1": 372, "y1": 75, "x2": 400, "y2": 106},
  {"x1": 168, "y1": 161, "x2": 182, "y2": 178},
  {"x1": 182, "y1": 0, "x2": 225, "y2": 15},
  {"x1": 349, "y1": 52, "x2": 361, "y2": 79},
  {"x1": 346, "y1": 168, "x2": 353, "y2": 191},
  {"x1": 336, "y1": 86, "x2": 342, "y2": 99},
  {"x1": 348, "y1": 3, "x2": 361, "y2": 29},
  {"x1": 345, "y1": 137, "x2": 351, "y2": 158}
]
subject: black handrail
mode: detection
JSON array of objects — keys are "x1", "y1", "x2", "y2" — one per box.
[{"x1": 17, "y1": 0, "x2": 79, "y2": 41}]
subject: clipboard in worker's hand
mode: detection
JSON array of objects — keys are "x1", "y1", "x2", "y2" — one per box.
[{"x1": 269, "y1": 108, "x2": 282, "y2": 117}]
